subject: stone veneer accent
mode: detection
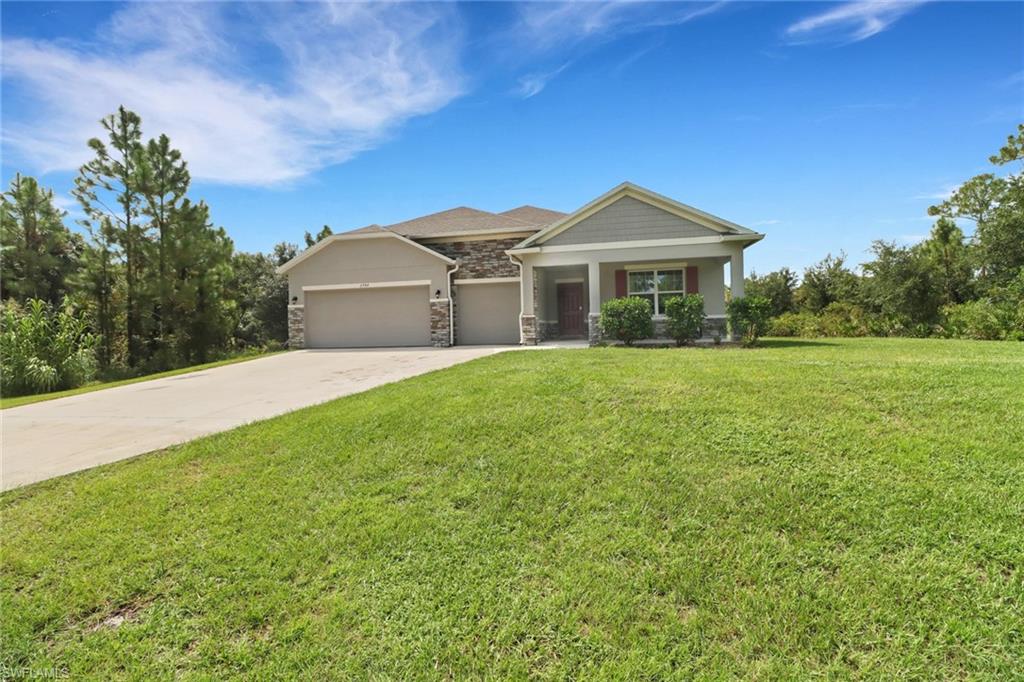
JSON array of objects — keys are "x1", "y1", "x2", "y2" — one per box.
[
  {"x1": 588, "y1": 313, "x2": 602, "y2": 346},
  {"x1": 537, "y1": 320, "x2": 559, "y2": 341},
  {"x1": 287, "y1": 305, "x2": 305, "y2": 349},
  {"x1": 427, "y1": 238, "x2": 522, "y2": 279},
  {"x1": 703, "y1": 316, "x2": 728, "y2": 341},
  {"x1": 430, "y1": 299, "x2": 451, "y2": 347},
  {"x1": 520, "y1": 314, "x2": 537, "y2": 345}
]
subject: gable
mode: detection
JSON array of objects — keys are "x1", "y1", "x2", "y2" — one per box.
[{"x1": 542, "y1": 195, "x2": 720, "y2": 247}]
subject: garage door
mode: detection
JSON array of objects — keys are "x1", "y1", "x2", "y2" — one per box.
[
  {"x1": 305, "y1": 286, "x2": 430, "y2": 348},
  {"x1": 456, "y1": 281, "x2": 520, "y2": 345}
]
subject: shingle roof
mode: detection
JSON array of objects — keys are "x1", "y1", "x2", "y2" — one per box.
[
  {"x1": 338, "y1": 205, "x2": 566, "y2": 239},
  {"x1": 499, "y1": 205, "x2": 567, "y2": 225},
  {"x1": 343, "y1": 224, "x2": 386, "y2": 235},
  {"x1": 382, "y1": 206, "x2": 549, "y2": 238}
]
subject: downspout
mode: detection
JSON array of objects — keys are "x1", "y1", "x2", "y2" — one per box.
[
  {"x1": 508, "y1": 253, "x2": 524, "y2": 344},
  {"x1": 447, "y1": 260, "x2": 460, "y2": 347}
]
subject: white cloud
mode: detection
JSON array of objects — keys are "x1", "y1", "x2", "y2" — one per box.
[
  {"x1": 786, "y1": 1, "x2": 926, "y2": 44},
  {"x1": 516, "y1": 1, "x2": 726, "y2": 52},
  {"x1": 1, "y1": 3, "x2": 464, "y2": 186},
  {"x1": 515, "y1": 63, "x2": 571, "y2": 99},
  {"x1": 752, "y1": 219, "x2": 781, "y2": 226},
  {"x1": 911, "y1": 184, "x2": 957, "y2": 201}
]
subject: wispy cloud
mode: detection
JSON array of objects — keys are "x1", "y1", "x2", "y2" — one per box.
[
  {"x1": 752, "y1": 219, "x2": 781, "y2": 226},
  {"x1": 1, "y1": 3, "x2": 464, "y2": 186},
  {"x1": 895, "y1": 233, "x2": 928, "y2": 245},
  {"x1": 499, "y1": 2, "x2": 724, "y2": 99},
  {"x1": 911, "y1": 185, "x2": 957, "y2": 201},
  {"x1": 515, "y1": 1, "x2": 726, "y2": 53},
  {"x1": 786, "y1": 1, "x2": 926, "y2": 45},
  {"x1": 515, "y1": 62, "x2": 571, "y2": 99}
]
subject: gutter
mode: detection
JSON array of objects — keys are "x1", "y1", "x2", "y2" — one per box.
[
  {"x1": 507, "y1": 253, "x2": 525, "y2": 344},
  {"x1": 447, "y1": 260, "x2": 460, "y2": 346}
]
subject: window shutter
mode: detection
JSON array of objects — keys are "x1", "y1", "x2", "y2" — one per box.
[
  {"x1": 615, "y1": 270, "x2": 627, "y2": 297},
  {"x1": 686, "y1": 266, "x2": 699, "y2": 293}
]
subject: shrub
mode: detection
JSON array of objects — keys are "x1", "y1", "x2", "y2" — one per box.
[
  {"x1": 0, "y1": 298, "x2": 97, "y2": 397},
  {"x1": 769, "y1": 311, "x2": 819, "y2": 337},
  {"x1": 941, "y1": 300, "x2": 1012, "y2": 340},
  {"x1": 599, "y1": 297, "x2": 653, "y2": 346},
  {"x1": 664, "y1": 294, "x2": 705, "y2": 346},
  {"x1": 817, "y1": 302, "x2": 871, "y2": 337},
  {"x1": 726, "y1": 296, "x2": 772, "y2": 346}
]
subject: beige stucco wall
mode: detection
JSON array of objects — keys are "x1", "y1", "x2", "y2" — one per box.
[{"x1": 287, "y1": 238, "x2": 451, "y2": 305}]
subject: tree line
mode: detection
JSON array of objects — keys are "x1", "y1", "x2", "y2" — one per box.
[
  {"x1": 1, "y1": 107, "x2": 333, "y2": 396},
  {"x1": 746, "y1": 125, "x2": 1024, "y2": 341}
]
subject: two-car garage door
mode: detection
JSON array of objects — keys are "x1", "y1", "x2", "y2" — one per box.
[{"x1": 305, "y1": 285, "x2": 430, "y2": 348}]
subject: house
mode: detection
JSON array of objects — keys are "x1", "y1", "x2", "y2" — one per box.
[{"x1": 277, "y1": 182, "x2": 764, "y2": 348}]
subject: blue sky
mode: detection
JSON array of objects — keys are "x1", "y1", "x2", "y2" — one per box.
[{"x1": 2, "y1": 1, "x2": 1022, "y2": 275}]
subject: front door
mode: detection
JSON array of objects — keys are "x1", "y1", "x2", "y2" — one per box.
[{"x1": 557, "y1": 282, "x2": 584, "y2": 337}]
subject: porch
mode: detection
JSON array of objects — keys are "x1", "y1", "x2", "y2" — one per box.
[{"x1": 514, "y1": 240, "x2": 750, "y2": 346}]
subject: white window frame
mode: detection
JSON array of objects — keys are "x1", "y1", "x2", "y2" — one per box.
[{"x1": 627, "y1": 268, "x2": 686, "y2": 317}]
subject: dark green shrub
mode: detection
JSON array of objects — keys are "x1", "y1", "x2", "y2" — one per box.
[
  {"x1": 941, "y1": 300, "x2": 1014, "y2": 340},
  {"x1": 1, "y1": 298, "x2": 97, "y2": 396},
  {"x1": 726, "y1": 296, "x2": 772, "y2": 346},
  {"x1": 599, "y1": 297, "x2": 653, "y2": 346},
  {"x1": 663, "y1": 294, "x2": 705, "y2": 346},
  {"x1": 769, "y1": 311, "x2": 819, "y2": 337}
]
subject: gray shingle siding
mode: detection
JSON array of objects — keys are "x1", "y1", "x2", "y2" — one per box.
[{"x1": 543, "y1": 196, "x2": 719, "y2": 246}]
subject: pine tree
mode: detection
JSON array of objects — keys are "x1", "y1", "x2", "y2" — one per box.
[
  {"x1": 139, "y1": 133, "x2": 190, "y2": 364},
  {"x1": 0, "y1": 174, "x2": 81, "y2": 303},
  {"x1": 73, "y1": 106, "x2": 150, "y2": 367},
  {"x1": 167, "y1": 200, "x2": 235, "y2": 363}
]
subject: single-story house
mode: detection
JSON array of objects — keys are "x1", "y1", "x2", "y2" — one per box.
[{"x1": 278, "y1": 182, "x2": 764, "y2": 348}]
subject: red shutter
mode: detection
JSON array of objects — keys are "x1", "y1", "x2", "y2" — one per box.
[
  {"x1": 685, "y1": 266, "x2": 699, "y2": 294},
  {"x1": 615, "y1": 270, "x2": 627, "y2": 297}
]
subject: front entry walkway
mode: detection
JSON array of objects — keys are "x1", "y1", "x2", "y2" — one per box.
[{"x1": 1, "y1": 347, "x2": 512, "y2": 491}]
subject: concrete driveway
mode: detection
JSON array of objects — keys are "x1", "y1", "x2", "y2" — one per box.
[{"x1": 1, "y1": 347, "x2": 511, "y2": 491}]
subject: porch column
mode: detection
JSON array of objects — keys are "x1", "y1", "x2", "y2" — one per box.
[
  {"x1": 519, "y1": 259, "x2": 537, "y2": 345},
  {"x1": 587, "y1": 260, "x2": 601, "y2": 346},
  {"x1": 730, "y1": 247, "x2": 745, "y2": 299}
]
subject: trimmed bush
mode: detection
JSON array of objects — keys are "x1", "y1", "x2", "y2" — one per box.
[
  {"x1": 726, "y1": 296, "x2": 772, "y2": 346},
  {"x1": 0, "y1": 298, "x2": 97, "y2": 397},
  {"x1": 664, "y1": 294, "x2": 705, "y2": 346},
  {"x1": 599, "y1": 297, "x2": 653, "y2": 346}
]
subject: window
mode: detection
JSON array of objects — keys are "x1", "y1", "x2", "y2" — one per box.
[{"x1": 627, "y1": 268, "x2": 685, "y2": 315}]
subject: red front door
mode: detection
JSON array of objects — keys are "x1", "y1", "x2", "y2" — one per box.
[{"x1": 557, "y1": 282, "x2": 584, "y2": 337}]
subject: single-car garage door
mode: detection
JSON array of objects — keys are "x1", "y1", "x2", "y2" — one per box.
[
  {"x1": 305, "y1": 285, "x2": 430, "y2": 348},
  {"x1": 456, "y1": 281, "x2": 520, "y2": 345}
]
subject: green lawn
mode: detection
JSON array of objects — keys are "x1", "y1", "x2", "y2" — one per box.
[
  {"x1": 0, "y1": 350, "x2": 284, "y2": 410},
  {"x1": 2, "y1": 338, "x2": 1022, "y2": 678}
]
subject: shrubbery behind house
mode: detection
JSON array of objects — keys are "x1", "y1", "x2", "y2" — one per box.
[
  {"x1": 746, "y1": 124, "x2": 1024, "y2": 342},
  {"x1": 664, "y1": 294, "x2": 706, "y2": 345},
  {"x1": 599, "y1": 297, "x2": 654, "y2": 345}
]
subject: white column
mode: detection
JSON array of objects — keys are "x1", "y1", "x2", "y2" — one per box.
[
  {"x1": 587, "y1": 260, "x2": 601, "y2": 313},
  {"x1": 521, "y1": 259, "x2": 534, "y2": 315},
  {"x1": 730, "y1": 247, "x2": 745, "y2": 299}
]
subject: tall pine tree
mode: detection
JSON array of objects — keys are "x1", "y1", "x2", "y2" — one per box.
[
  {"x1": 73, "y1": 106, "x2": 150, "y2": 367},
  {"x1": 139, "y1": 133, "x2": 190, "y2": 363},
  {"x1": 0, "y1": 174, "x2": 82, "y2": 304}
]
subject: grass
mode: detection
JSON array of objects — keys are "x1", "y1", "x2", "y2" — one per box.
[
  {"x1": 0, "y1": 350, "x2": 284, "y2": 410},
  {"x1": 2, "y1": 338, "x2": 1022, "y2": 678}
]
